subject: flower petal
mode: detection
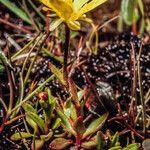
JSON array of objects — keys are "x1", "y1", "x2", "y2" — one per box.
[
  {"x1": 78, "y1": 0, "x2": 107, "y2": 17},
  {"x1": 79, "y1": 15, "x2": 93, "y2": 23},
  {"x1": 49, "y1": 0, "x2": 73, "y2": 20},
  {"x1": 38, "y1": 0, "x2": 52, "y2": 8},
  {"x1": 67, "y1": 20, "x2": 80, "y2": 30},
  {"x1": 73, "y1": 0, "x2": 89, "y2": 11},
  {"x1": 42, "y1": 6, "x2": 51, "y2": 12}
]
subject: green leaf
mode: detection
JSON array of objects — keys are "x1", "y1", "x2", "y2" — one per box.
[
  {"x1": 26, "y1": 115, "x2": 38, "y2": 132},
  {"x1": 52, "y1": 118, "x2": 61, "y2": 130},
  {"x1": 11, "y1": 132, "x2": 33, "y2": 141},
  {"x1": 47, "y1": 88, "x2": 56, "y2": 104},
  {"x1": 49, "y1": 138, "x2": 72, "y2": 149},
  {"x1": 0, "y1": 0, "x2": 31, "y2": 24},
  {"x1": 47, "y1": 88, "x2": 56, "y2": 117},
  {"x1": 23, "y1": 103, "x2": 36, "y2": 114},
  {"x1": 40, "y1": 131, "x2": 53, "y2": 142},
  {"x1": 138, "y1": 0, "x2": 144, "y2": 16},
  {"x1": 39, "y1": 89, "x2": 56, "y2": 124},
  {"x1": 78, "y1": 90, "x2": 84, "y2": 101},
  {"x1": 31, "y1": 139, "x2": 44, "y2": 150},
  {"x1": 64, "y1": 99, "x2": 77, "y2": 122},
  {"x1": 49, "y1": 62, "x2": 66, "y2": 86},
  {"x1": 70, "y1": 30, "x2": 79, "y2": 39},
  {"x1": 27, "y1": 112, "x2": 45, "y2": 132},
  {"x1": 109, "y1": 146, "x2": 122, "y2": 150},
  {"x1": 133, "y1": 8, "x2": 140, "y2": 24},
  {"x1": 121, "y1": 0, "x2": 138, "y2": 25},
  {"x1": 57, "y1": 108, "x2": 76, "y2": 136},
  {"x1": 97, "y1": 131, "x2": 103, "y2": 150},
  {"x1": 0, "y1": 64, "x2": 5, "y2": 75},
  {"x1": 23, "y1": 103, "x2": 39, "y2": 132},
  {"x1": 111, "y1": 132, "x2": 119, "y2": 147},
  {"x1": 0, "y1": 49, "x2": 12, "y2": 69},
  {"x1": 139, "y1": 18, "x2": 145, "y2": 34},
  {"x1": 124, "y1": 143, "x2": 140, "y2": 150},
  {"x1": 82, "y1": 113, "x2": 108, "y2": 139},
  {"x1": 68, "y1": 78, "x2": 80, "y2": 107}
]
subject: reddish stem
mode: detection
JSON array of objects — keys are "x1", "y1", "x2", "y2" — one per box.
[
  {"x1": 75, "y1": 133, "x2": 81, "y2": 150},
  {"x1": 46, "y1": 10, "x2": 50, "y2": 43},
  {"x1": 132, "y1": 22, "x2": 138, "y2": 35},
  {"x1": 0, "y1": 18, "x2": 32, "y2": 34}
]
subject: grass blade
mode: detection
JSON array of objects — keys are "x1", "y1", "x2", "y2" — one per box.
[{"x1": 0, "y1": 0, "x2": 31, "y2": 24}]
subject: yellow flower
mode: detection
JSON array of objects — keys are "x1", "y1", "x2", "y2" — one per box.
[{"x1": 38, "y1": 0, "x2": 107, "y2": 30}]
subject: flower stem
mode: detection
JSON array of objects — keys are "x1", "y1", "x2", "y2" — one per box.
[
  {"x1": 137, "y1": 44, "x2": 146, "y2": 137},
  {"x1": 63, "y1": 25, "x2": 70, "y2": 82}
]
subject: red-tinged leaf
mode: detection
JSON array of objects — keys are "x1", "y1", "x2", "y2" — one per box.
[
  {"x1": 68, "y1": 78, "x2": 80, "y2": 107},
  {"x1": 31, "y1": 139, "x2": 44, "y2": 150},
  {"x1": 11, "y1": 132, "x2": 33, "y2": 141},
  {"x1": 49, "y1": 138, "x2": 73, "y2": 150},
  {"x1": 73, "y1": 116, "x2": 86, "y2": 136},
  {"x1": 57, "y1": 108, "x2": 76, "y2": 136},
  {"x1": 85, "y1": 88, "x2": 95, "y2": 110},
  {"x1": 81, "y1": 135, "x2": 97, "y2": 149},
  {"x1": 123, "y1": 143, "x2": 140, "y2": 150},
  {"x1": 82, "y1": 113, "x2": 108, "y2": 139}
]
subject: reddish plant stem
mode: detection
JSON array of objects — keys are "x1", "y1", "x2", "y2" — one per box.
[
  {"x1": 0, "y1": 18, "x2": 32, "y2": 34},
  {"x1": 109, "y1": 116, "x2": 144, "y2": 140},
  {"x1": 75, "y1": 133, "x2": 82, "y2": 150},
  {"x1": 63, "y1": 25, "x2": 70, "y2": 83},
  {"x1": 46, "y1": 10, "x2": 50, "y2": 43},
  {"x1": 129, "y1": 43, "x2": 137, "y2": 125},
  {"x1": 82, "y1": 67, "x2": 107, "y2": 111},
  {"x1": 4, "y1": 114, "x2": 25, "y2": 125},
  {"x1": 137, "y1": 43, "x2": 146, "y2": 137},
  {"x1": 0, "y1": 116, "x2": 8, "y2": 133},
  {"x1": 132, "y1": 22, "x2": 138, "y2": 35}
]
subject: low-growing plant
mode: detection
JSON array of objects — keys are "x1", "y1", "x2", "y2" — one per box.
[
  {"x1": 10, "y1": 88, "x2": 60, "y2": 150},
  {"x1": 48, "y1": 62, "x2": 108, "y2": 149}
]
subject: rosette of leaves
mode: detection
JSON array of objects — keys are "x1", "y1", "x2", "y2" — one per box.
[
  {"x1": 10, "y1": 88, "x2": 61, "y2": 150},
  {"x1": 48, "y1": 63, "x2": 108, "y2": 149},
  {"x1": 50, "y1": 100, "x2": 108, "y2": 149}
]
